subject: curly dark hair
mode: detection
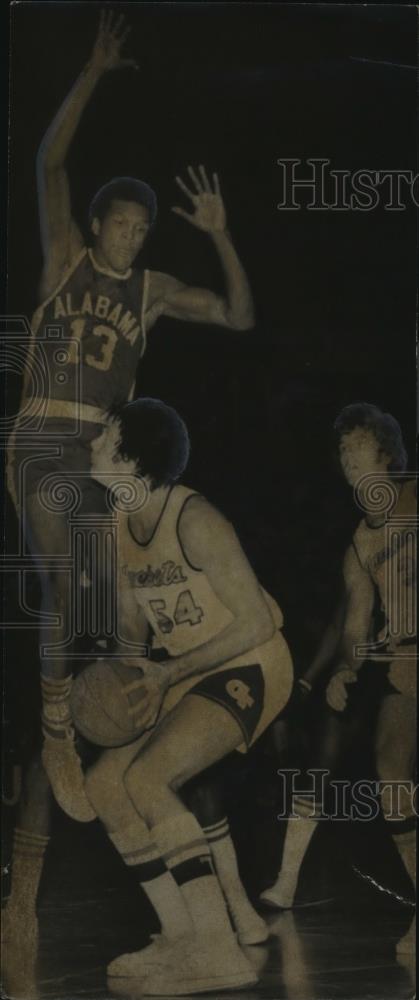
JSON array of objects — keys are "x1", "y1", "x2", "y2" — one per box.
[
  {"x1": 108, "y1": 397, "x2": 190, "y2": 489},
  {"x1": 88, "y1": 176, "x2": 157, "y2": 229},
  {"x1": 334, "y1": 402, "x2": 407, "y2": 472}
]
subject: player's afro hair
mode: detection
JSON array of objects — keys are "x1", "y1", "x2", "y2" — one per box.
[
  {"x1": 109, "y1": 397, "x2": 190, "y2": 489},
  {"x1": 88, "y1": 176, "x2": 158, "y2": 229},
  {"x1": 334, "y1": 402, "x2": 407, "y2": 473}
]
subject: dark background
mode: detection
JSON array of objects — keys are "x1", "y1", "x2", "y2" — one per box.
[
  {"x1": 2, "y1": 2, "x2": 417, "y2": 978},
  {"x1": 6, "y1": 2, "x2": 417, "y2": 648}
]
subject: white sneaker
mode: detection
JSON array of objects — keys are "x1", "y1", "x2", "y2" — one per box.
[
  {"x1": 141, "y1": 932, "x2": 258, "y2": 995},
  {"x1": 107, "y1": 935, "x2": 168, "y2": 978},
  {"x1": 259, "y1": 872, "x2": 296, "y2": 910},
  {"x1": 42, "y1": 733, "x2": 96, "y2": 823},
  {"x1": 229, "y1": 897, "x2": 269, "y2": 945}
]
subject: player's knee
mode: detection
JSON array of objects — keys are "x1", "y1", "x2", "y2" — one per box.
[{"x1": 84, "y1": 760, "x2": 112, "y2": 812}]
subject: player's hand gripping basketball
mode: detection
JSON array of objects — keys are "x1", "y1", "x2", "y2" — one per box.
[
  {"x1": 90, "y1": 10, "x2": 138, "y2": 75},
  {"x1": 326, "y1": 667, "x2": 357, "y2": 712},
  {"x1": 173, "y1": 167, "x2": 227, "y2": 233},
  {"x1": 122, "y1": 659, "x2": 170, "y2": 732}
]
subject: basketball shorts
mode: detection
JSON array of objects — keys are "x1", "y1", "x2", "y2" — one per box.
[
  {"x1": 155, "y1": 629, "x2": 294, "y2": 753},
  {"x1": 7, "y1": 416, "x2": 108, "y2": 517}
]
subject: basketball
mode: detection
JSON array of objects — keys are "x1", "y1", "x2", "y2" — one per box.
[{"x1": 70, "y1": 659, "x2": 146, "y2": 747}]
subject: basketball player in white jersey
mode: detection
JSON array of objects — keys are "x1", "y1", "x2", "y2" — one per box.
[
  {"x1": 79, "y1": 396, "x2": 293, "y2": 994},
  {"x1": 263, "y1": 404, "x2": 416, "y2": 956},
  {"x1": 327, "y1": 404, "x2": 416, "y2": 955},
  {"x1": 6, "y1": 11, "x2": 254, "y2": 824}
]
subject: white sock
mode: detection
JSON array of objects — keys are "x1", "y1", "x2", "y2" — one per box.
[
  {"x1": 109, "y1": 823, "x2": 191, "y2": 941},
  {"x1": 7, "y1": 827, "x2": 50, "y2": 917},
  {"x1": 151, "y1": 812, "x2": 235, "y2": 940},
  {"x1": 392, "y1": 826, "x2": 416, "y2": 888},
  {"x1": 204, "y1": 818, "x2": 263, "y2": 929},
  {"x1": 271, "y1": 795, "x2": 320, "y2": 903}
]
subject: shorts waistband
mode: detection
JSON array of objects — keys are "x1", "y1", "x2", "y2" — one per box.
[{"x1": 18, "y1": 398, "x2": 108, "y2": 425}]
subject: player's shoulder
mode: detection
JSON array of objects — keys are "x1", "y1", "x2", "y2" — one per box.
[
  {"x1": 394, "y1": 478, "x2": 417, "y2": 516},
  {"x1": 38, "y1": 241, "x2": 87, "y2": 303},
  {"x1": 176, "y1": 489, "x2": 232, "y2": 558}
]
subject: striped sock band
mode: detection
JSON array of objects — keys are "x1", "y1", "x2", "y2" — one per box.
[
  {"x1": 13, "y1": 827, "x2": 50, "y2": 857},
  {"x1": 203, "y1": 817, "x2": 230, "y2": 846},
  {"x1": 152, "y1": 813, "x2": 213, "y2": 886}
]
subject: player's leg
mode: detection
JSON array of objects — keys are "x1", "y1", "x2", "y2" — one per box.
[
  {"x1": 375, "y1": 690, "x2": 416, "y2": 954},
  {"x1": 261, "y1": 703, "x2": 343, "y2": 909},
  {"x1": 84, "y1": 737, "x2": 193, "y2": 967},
  {"x1": 2, "y1": 754, "x2": 52, "y2": 1000},
  {"x1": 186, "y1": 765, "x2": 268, "y2": 945},
  {"x1": 23, "y1": 492, "x2": 96, "y2": 822},
  {"x1": 118, "y1": 694, "x2": 258, "y2": 994}
]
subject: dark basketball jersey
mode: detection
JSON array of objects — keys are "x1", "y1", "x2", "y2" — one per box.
[{"x1": 30, "y1": 248, "x2": 149, "y2": 412}]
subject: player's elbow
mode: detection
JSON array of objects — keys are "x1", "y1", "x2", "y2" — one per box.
[
  {"x1": 37, "y1": 135, "x2": 62, "y2": 174},
  {"x1": 225, "y1": 305, "x2": 255, "y2": 332},
  {"x1": 243, "y1": 605, "x2": 276, "y2": 648}
]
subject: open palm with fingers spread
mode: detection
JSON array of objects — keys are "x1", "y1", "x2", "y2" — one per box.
[
  {"x1": 173, "y1": 165, "x2": 227, "y2": 233},
  {"x1": 90, "y1": 9, "x2": 138, "y2": 74}
]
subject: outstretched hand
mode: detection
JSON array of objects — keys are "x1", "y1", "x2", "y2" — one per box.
[
  {"x1": 172, "y1": 166, "x2": 227, "y2": 233},
  {"x1": 90, "y1": 10, "x2": 138, "y2": 74}
]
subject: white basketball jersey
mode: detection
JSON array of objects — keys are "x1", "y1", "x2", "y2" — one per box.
[{"x1": 117, "y1": 485, "x2": 283, "y2": 656}]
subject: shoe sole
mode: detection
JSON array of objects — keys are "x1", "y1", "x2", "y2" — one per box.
[
  {"x1": 260, "y1": 893, "x2": 335, "y2": 910},
  {"x1": 142, "y1": 971, "x2": 259, "y2": 995}
]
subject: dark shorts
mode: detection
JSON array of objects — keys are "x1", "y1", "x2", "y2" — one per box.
[
  {"x1": 186, "y1": 663, "x2": 266, "y2": 747},
  {"x1": 7, "y1": 418, "x2": 108, "y2": 516}
]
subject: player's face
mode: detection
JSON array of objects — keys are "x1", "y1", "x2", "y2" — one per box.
[
  {"x1": 92, "y1": 200, "x2": 150, "y2": 273},
  {"x1": 339, "y1": 428, "x2": 390, "y2": 486},
  {"x1": 90, "y1": 421, "x2": 137, "y2": 486}
]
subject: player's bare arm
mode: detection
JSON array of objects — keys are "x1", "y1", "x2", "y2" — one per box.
[
  {"x1": 147, "y1": 167, "x2": 255, "y2": 332},
  {"x1": 124, "y1": 497, "x2": 276, "y2": 730},
  {"x1": 301, "y1": 596, "x2": 346, "y2": 689},
  {"x1": 326, "y1": 544, "x2": 374, "y2": 711},
  {"x1": 37, "y1": 11, "x2": 137, "y2": 298}
]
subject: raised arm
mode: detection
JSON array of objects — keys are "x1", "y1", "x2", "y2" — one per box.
[
  {"x1": 149, "y1": 167, "x2": 255, "y2": 332},
  {"x1": 37, "y1": 11, "x2": 137, "y2": 298}
]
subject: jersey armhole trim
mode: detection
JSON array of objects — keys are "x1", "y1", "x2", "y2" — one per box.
[
  {"x1": 34, "y1": 248, "x2": 88, "y2": 327},
  {"x1": 351, "y1": 538, "x2": 365, "y2": 572},
  {"x1": 176, "y1": 494, "x2": 203, "y2": 573},
  {"x1": 140, "y1": 269, "x2": 150, "y2": 358}
]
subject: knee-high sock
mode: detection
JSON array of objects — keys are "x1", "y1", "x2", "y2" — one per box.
[
  {"x1": 109, "y1": 822, "x2": 192, "y2": 940},
  {"x1": 390, "y1": 819, "x2": 416, "y2": 952},
  {"x1": 390, "y1": 821, "x2": 416, "y2": 890},
  {"x1": 6, "y1": 827, "x2": 50, "y2": 917},
  {"x1": 204, "y1": 818, "x2": 264, "y2": 930},
  {"x1": 151, "y1": 812, "x2": 235, "y2": 939},
  {"x1": 270, "y1": 795, "x2": 321, "y2": 904}
]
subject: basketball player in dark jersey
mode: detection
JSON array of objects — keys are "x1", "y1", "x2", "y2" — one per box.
[{"x1": 6, "y1": 11, "x2": 255, "y2": 824}]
